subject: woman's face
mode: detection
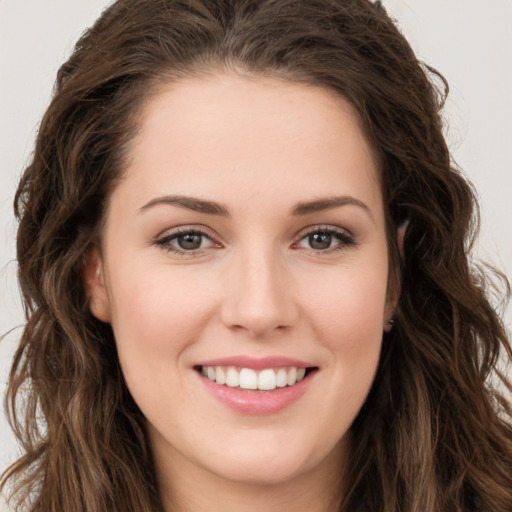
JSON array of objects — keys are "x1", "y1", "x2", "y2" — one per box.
[{"x1": 87, "y1": 74, "x2": 393, "y2": 488}]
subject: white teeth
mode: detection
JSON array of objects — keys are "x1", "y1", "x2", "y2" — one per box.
[
  {"x1": 258, "y1": 369, "x2": 276, "y2": 390},
  {"x1": 215, "y1": 366, "x2": 226, "y2": 385},
  {"x1": 239, "y1": 368, "x2": 258, "y2": 389},
  {"x1": 225, "y1": 367, "x2": 239, "y2": 387},
  {"x1": 287, "y1": 367, "x2": 297, "y2": 386},
  {"x1": 276, "y1": 368, "x2": 288, "y2": 387},
  {"x1": 200, "y1": 365, "x2": 312, "y2": 390}
]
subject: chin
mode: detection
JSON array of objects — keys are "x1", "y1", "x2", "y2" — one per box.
[
  {"x1": 203, "y1": 455, "x2": 311, "y2": 486},
  {"x1": 197, "y1": 434, "x2": 343, "y2": 487}
]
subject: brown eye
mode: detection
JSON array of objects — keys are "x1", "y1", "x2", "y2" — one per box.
[
  {"x1": 308, "y1": 232, "x2": 332, "y2": 250},
  {"x1": 155, "y1": 229, "x2": 218, "y2": 254},
  {"x1": 177, "y1": 233, "x2": 203, "y2": 250},
  {"x1": 295, "y1": 227, "x2": 356, "y2": 254}
]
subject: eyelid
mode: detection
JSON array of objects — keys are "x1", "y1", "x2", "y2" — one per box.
[
  {"x1": 153, "y1": 225, "x2": 223, "y2": 253},
  {"x1": 155, "y1": 224, "x2": 220, "y2": 241},
  {"x1": 153, "y1": 223, "x2": 356, "y2": 256},
  {"x1": 294, "y1": 224, "x2": 354, "y2": 240},
  {"x1": 292, "y1": 224, "x2": 356, "y2": 253}
]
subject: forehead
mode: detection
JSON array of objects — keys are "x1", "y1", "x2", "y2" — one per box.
[{"x1": 116, "y1": 73, "x2": 383, "y2": 222}]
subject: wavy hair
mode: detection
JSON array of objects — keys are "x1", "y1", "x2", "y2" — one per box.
[{"x1": 2, "y1": 0, "x2": 511, "y2": 510}]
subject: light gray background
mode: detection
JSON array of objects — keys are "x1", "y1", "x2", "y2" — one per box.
[{"x1": 1, "y1": 0, "x2": 511, "y2": 507}]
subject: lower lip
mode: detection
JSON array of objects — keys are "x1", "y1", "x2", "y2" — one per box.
[{"x1": 197, "y1": 371, "x2": 316, "y2": 415}]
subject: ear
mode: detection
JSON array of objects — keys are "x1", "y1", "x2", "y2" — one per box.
[
  {"x1": 383, "y1": 296, "x2": 397, "y2": 333},
  {"x1": 397, "y1": 219, "x2": 408, "y2": 260},
  {"x1": 383, "y1": 220, "x2": 407, "y2": 331},
  {"x1": 82, "y1": 246, "x2": 111, "y2": 323}
]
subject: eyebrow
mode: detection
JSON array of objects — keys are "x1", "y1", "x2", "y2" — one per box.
[
  {"x1": 290, "y1": 196, "x2": 374, "y2": 222},
  {"x1": 139, "y1": 194, "x2": 374, "y2": 222},
  {"x1": 140, "y1": 195, "x2": 230, "y2": 216}
]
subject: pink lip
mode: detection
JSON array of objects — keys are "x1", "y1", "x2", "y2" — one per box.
[
  {"x1": 195, "y1": 369, "x2": 317, "y2": 416},
  {"x1": 195, "y1": 355, "x2": 314, "y2": 370}
]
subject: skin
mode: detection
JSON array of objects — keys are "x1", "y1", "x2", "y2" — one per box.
[{"x1": 85, "y1": 73, "x2": 395, "y2": 512}]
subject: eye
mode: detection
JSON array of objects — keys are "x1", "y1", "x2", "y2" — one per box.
[
  {"x1": 174, "y1": 232, "x2": 206, "y2": 250},
  {"x1": 294, "y1": 227, "x2": 355, "y2": 254},
  {"x1": 154, "y1": 228, "x2": 220, "y2": 255}
]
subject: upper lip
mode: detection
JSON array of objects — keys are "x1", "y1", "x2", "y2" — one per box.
[{"x1": 195, "y1": 355, "x2": 316, "y2": 370}]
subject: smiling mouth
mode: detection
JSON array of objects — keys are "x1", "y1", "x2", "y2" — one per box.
[{"x1": 194, "y1": 365, "x2": 318, "y2": 391}]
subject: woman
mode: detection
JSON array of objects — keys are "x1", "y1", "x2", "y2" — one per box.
[{"x1": 1, "y1": 0, "x2": 511, "y2": 510}]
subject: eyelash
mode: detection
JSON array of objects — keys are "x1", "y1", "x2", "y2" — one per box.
[
  {"x1": 154, "y1": 227, "x2": 219, "y2": 257},
  {"x1": 154, "y1": 225, "x2": 356, "y2": 257},
  {"x1": 293, "y1": 226, "x2": 356, "y2": 254}
]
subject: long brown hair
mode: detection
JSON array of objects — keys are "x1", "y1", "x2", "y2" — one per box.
[{"x1": 2, "y1": 0, "x2": 511, "y2": 510}]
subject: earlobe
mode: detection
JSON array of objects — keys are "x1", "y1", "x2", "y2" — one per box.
[
  {"x1": 383, "y1": 297, "x2": 396, "y2": 332},
  {"x1": 383, "y1": 294, "x2": 397, "y2": 333},
  {"x1": 82, "y1": 247, "x2": 111, "y2": 323},
  {"x1": 383, "y1": 220, "x2": 408, "y2": 332},
  {"x1": 383, "y1": 317, "x2": 394, "y2": 332},
  {"x1": 397, "y1": 219, "x2": 408, "y2": 259}
]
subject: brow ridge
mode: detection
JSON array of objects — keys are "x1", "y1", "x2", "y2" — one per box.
[
  {"x1": 290, "y1": 195, "x2": 374, "y2": 222},
  {"x1": 139, "y1": 194, "x2": 373, "y2": 221},
  {"x1": 139, "y1": 195, "x2": 230, "y2": 216}
]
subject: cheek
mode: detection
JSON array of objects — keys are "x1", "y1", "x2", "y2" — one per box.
[
  {"x1": 297, "y1": 256, "x2": 387, "y2": 417},
  {"x1": 283, "y1": 259, "x2": 388, "y2": 456},
  {"x1": 107, "y1": 260, "x2": 216, "y2": 370},
  {"x1": 301, "y1": 261, "x2": 388, "y2": 349}
]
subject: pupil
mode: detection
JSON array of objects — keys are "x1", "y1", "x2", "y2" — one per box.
[
  {"x1": 178, "y1": 233, "x2": 202, "y2": 250},
  {"x1": 309, "y1": 232, "x2": 331, "y2": 250}
]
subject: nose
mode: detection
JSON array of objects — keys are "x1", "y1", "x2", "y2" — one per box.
[{"x1": 220, "y1": 246, "x2": 299, "y2": 338}]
